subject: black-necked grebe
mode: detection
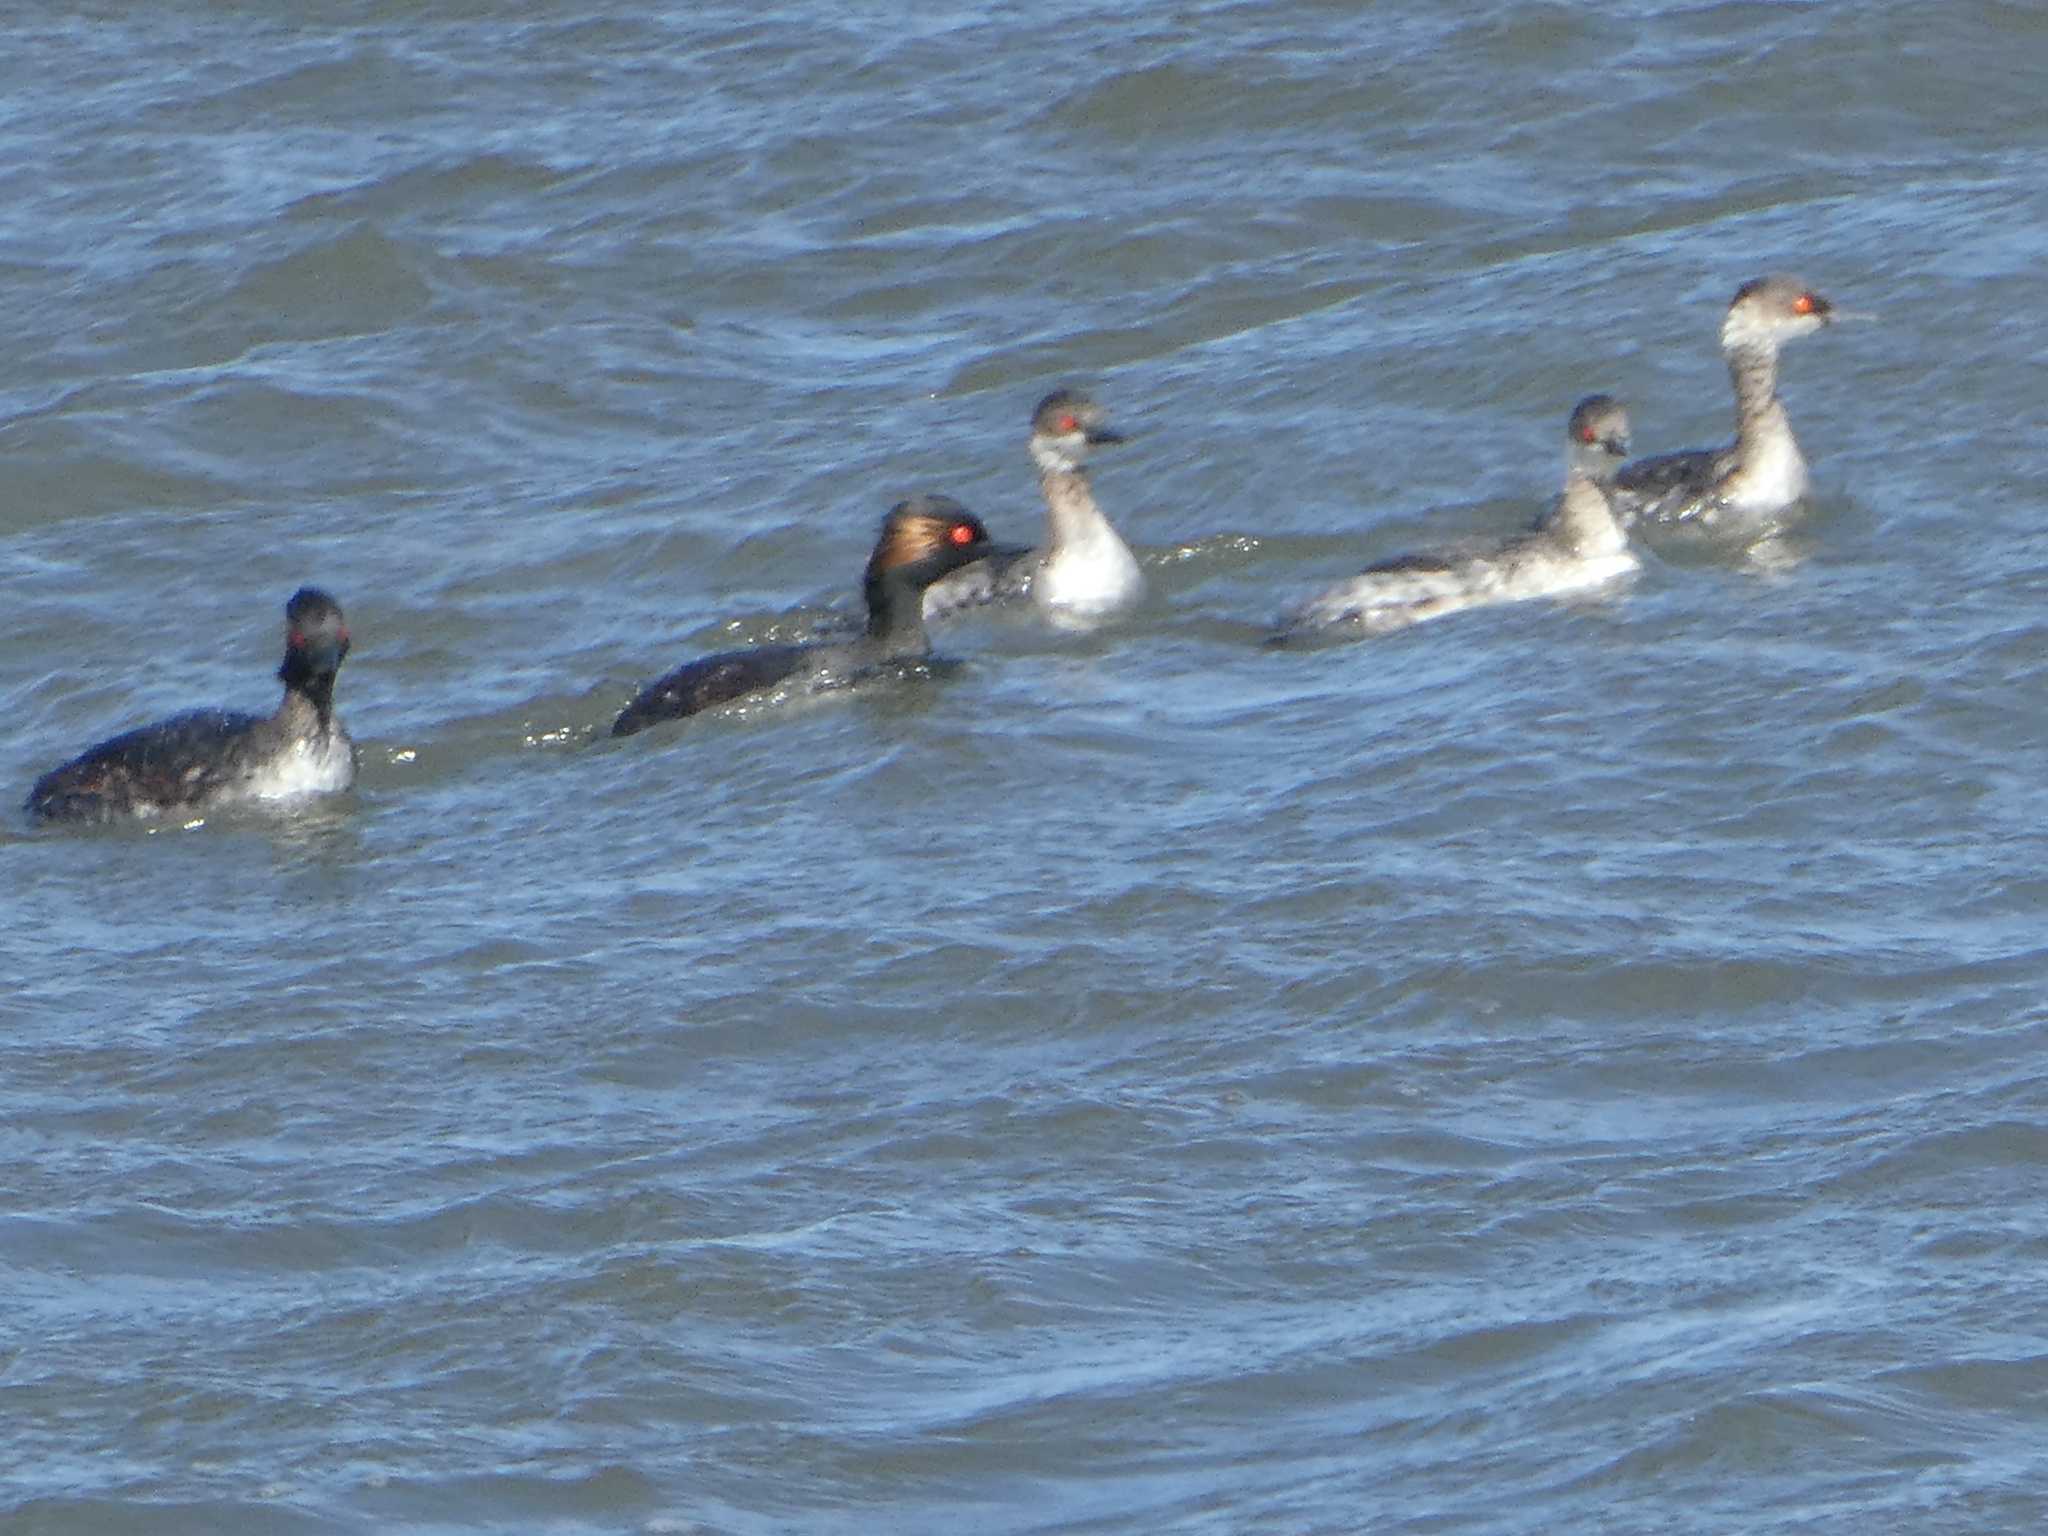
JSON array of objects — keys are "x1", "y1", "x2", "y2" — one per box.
[
  {"x1": 1612, "y1": 275, "x2": 1836, "y2": 530},
  {"x1": 1282, "y1": 396, "x2": 1637, "y2": 635},
  {"x1": 923, "y1": 388, "x2": 1142, "y2": 629},
  {"x1": 27, "y1": 587, "x2": 356, "y2": 824},
  {"x1": 611, "y1": 495, "x2": 992, "y2": 738}
]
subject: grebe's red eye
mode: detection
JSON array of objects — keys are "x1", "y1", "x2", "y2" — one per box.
[
  {"x1": 1580, "y1": 426, "x2": 1598, "y2": 443},
  {"x1": 1792, "y1": 293, "x2": 1816, "y2": 315},
  {"x1": 948, "y1": 521, "x2": 977, "y2": 546},
  {"x1": 1058, "y1": 414, "x2": 1079, "y2": 433}
]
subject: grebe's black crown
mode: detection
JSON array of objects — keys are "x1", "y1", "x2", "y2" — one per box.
[
  {"x1": 868, "y1": 495, "x2": 991, "y2": 581},
  {"x1": 1730, "y1": 274, "x2": 1830, "y2": 318},
  {"x1": 286, "y1": 587, "x2": 345, "y2": 629},
  {"x1": 886, "y1": 492, "x2": 972, "y2": 528},
  {"x1": 1034, "y1": 386, "x2": 1088, "y2": 424}
]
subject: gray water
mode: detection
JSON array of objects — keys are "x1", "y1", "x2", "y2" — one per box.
[{"x1": 6, "y1": 2, "x2": 2048, "y2": 1531}]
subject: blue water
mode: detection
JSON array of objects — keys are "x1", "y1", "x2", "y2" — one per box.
[{"x1": 5, "y1": 3, "x2": 2048, "y2": 1532}]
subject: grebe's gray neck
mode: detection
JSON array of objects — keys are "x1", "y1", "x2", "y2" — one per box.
[
  {"x1": 1550, "y1": 469, "x2": 1629, "y2": 558},
  {"x1": 1029, "y1": 434, "x2": 1088, "y2": 477},
  {"x1": 1567, "y1": 441, "x2": 1624, "y2": 488},
  {"x1": 1040, "y1": 466, "x2": 1116, "y2": 552},
  {"x1": 1728, "y1": 342, "x2": 1787, "y2": 456}
]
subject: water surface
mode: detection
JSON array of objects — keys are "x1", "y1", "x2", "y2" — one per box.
[{"x1": 5, "y1": 3, "x2": 2047, "y2": 1532}]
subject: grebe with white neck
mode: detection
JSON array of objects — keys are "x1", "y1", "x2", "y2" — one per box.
[
  {"x1": 1281, "y1": 396, "x2": 1638, "y2": 636},
  {"x1": 923, "y1": 388, "x2": 1143, "y2": 630},
  {"x1": 1611, "y1": 275, "x2": 1837, "y2": 532}
]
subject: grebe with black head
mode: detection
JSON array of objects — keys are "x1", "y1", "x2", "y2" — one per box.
[
  {"x1": 27, "y1": 587, "x2": 356, "y2": 824},
  {"x1": 611, "y1": 495, "x2": 992, "y2": 737}
]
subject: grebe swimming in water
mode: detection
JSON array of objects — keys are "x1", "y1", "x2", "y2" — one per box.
[
  {"x1": 27, "y1": 587, "x2": 356, "y2": 824},
  {"x1": 611, "y1": 495, "x2": 992, "y2": 737},
  {"x1": 1282, "y1": 395, "x2": 1638, "y2": 636},
  {"x1": 922, "y1": 388, "x2": 1143, "y2": 629},
  {"x1": 1611, "y1": 275, "x2": 1836, "y2": 531}
]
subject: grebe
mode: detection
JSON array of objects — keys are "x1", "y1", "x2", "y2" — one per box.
[
  {"x1": 612, "y1": 495, "x2": 992, "y2": 737},
  {"x1": 1611, "y1": 275, "x2": 1836, "y2": 530},
  {"x1": 1282, "y1": 396, "x2": 1637, "y2": 635},
  {"x1": 28, "y1": 587, "x2": 356, "y2": 824},
  {"x1": 923, "y1": 388, "x2": 1142, "y2": 629}
]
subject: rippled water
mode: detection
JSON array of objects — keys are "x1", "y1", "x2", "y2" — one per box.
[{"x1": 6, "y1": 3, "x2": 2048, "y2": 1531}]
